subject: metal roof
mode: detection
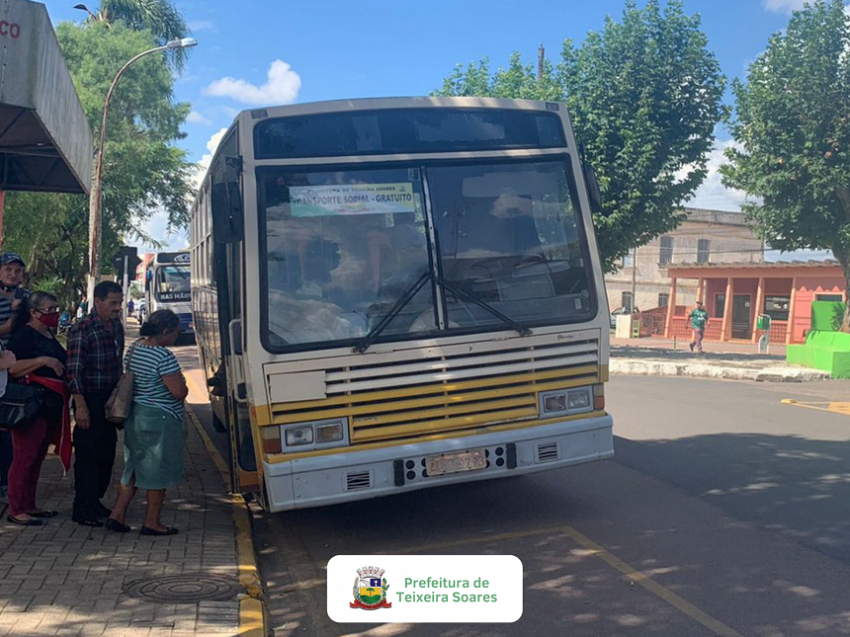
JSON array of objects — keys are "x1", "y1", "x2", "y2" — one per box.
[
  {"x1": 669, "y1": 259, "x2": 840, "y2": 271},
  {"x1": 0, "y1": 0, "x2": 92, "y2": 194}
]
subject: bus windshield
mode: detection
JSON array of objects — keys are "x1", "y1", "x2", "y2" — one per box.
[
  {"x1": 259, "y1": 159, "x2": 594, "y2": 350},
  {"x1": 155, "y1": 265, "x2": 191, "y2": 301}
]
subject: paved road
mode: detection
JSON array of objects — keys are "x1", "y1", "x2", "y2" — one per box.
[{"x1": 175, "y1": 340, "x2": 850, "y2": 637}]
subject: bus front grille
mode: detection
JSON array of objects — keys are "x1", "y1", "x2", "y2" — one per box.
[{"x1": 267, "y1": 334, "x2": 601, "y2": 444}]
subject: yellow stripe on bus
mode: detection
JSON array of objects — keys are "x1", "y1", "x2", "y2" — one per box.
[
  {"x1": 269, "y1": 375, "x2": 592, "y2": 426},
  {"x1": 353, "y1": 406, "x2": 540, "y2": 443},
  {"x1": 353, "y1": 395, "x2": 538, "y2": 428}
]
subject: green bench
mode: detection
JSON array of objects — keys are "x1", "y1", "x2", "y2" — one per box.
[{"x1": 787, "y1": 330, "x2": 850, "y2": 378}]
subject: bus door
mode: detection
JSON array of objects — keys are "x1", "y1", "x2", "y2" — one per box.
[{"x1": 210, "y1": 129, "x2": 258, "y2": 494}]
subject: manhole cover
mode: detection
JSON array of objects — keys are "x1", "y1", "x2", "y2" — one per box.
[{"x1": 123, "y1": 574, "x2": 242, "y2": 603}]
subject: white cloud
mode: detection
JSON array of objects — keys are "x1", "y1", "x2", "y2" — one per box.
[
  {"x1": 763, "y1": 0, "x2": 807, "y2": 13},
  {"x1": 186, "y1": 110, "x2": 212, "y2": 125},
  {"x1": 204, "y1": 60, "x2": 301, "y2": 106},
  {"x1": 188, "y1": 19, "x2": 215, "y2": 32},
  {"x1": 681, "y1": 139, "x2": 750, "y2": 212}
]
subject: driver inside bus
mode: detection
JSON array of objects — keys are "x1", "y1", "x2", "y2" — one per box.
[{"x1": 367, "y1": 212, "x2": 426, "y2": 295}]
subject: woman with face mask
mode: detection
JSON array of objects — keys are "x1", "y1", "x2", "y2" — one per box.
[{"x1": 4, "y1": 292, "x2": 70, "y2": 526}]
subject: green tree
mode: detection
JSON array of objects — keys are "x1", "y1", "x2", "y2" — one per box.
[
  {"x1": 721, "y1": 0, "x2": 850, "y2": 331},
  {"x1": 76, "y1": 0, "x2": 190, "y2": 69},
  {"x1": 433, "y1": 0, "x2": 726, "y2": 272},
  {"x1": 3, "y1": 22, "x2": 193, "y2": 305}
]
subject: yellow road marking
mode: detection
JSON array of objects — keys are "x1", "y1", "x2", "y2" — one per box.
[
  {"x1": 782, "y1": 399, "x2": 850, "y2": 416},
  {"x1": 383, "y1": 525, "x2": 744, "y2": 637},
  {"x1": 186, "y1": 405, "x2": 266, "y2": 636}
]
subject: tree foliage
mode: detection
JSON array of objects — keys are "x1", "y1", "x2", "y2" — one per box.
[
  {"x1": 433, "y1": 0, "x2": 726, "y2": 271},
  {"x1": 3, "y1": 22, "x2": 193, "y2": 308},
  {"x1": 720, "y1": 0, "x2": 850, "y2": 330},
  {"x1": 78, "y1": 0, "x2": 191, "y2": 69}
]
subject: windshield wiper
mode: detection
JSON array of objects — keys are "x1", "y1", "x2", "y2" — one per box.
[
  {"x1": 354, "y1": 271, "x2": 432, "y2": 354},
  {"x1": 440, "y1": 278, "x2": 532, "y2": 337},
  {"x1": 354, "y1": 271, "x2": 532, "y2": 354}
]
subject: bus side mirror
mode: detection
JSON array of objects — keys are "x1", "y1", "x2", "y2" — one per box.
[
  {"x1": 582, "y1": 161, "x2": 604, "y2": 215},
  {"x1": 212, "y1": 155, "x2": 245, "y2": 244}
]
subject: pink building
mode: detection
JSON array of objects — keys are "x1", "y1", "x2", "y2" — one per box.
[{"x1": 664, "y1": 260, "x2": 846, "y2": 344}]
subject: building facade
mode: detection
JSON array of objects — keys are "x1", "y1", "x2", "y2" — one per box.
[
  {"x1": 604, "y1": 208, "x2": 763, "y2": 313},
  {"x1": 664, "y1": 261, "x2": 846, "y2": 344}
]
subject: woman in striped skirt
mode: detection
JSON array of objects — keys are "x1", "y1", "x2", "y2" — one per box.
[{"x1": 106, "y1": 310, "x2": 188, "y2": 536}]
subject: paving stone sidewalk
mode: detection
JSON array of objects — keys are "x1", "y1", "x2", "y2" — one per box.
[{"x1": 0, "y1": 414, "x2": 243, "y2": 636}]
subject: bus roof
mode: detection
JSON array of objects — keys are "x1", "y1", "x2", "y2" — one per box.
[{"x1": 234, "y1": 96, "x2": 564, "y2": 124}]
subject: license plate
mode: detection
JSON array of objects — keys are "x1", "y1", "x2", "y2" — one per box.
[{"x1": 426, "y1": 449, "x2": 487, "y2": 477}]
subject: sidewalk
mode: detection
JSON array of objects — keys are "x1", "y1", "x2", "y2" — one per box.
[
  {"x1": 0, "y1": 398, "x2": 262, "y2": 634},
  {"x1": 611, "y1": 338, "x2": 830, "y2": 382}
]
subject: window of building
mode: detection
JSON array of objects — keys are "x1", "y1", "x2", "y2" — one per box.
[
  {"x1": 659, "y1": 236, "x2": 673, "y2": 265},
  {"x1": 764, "y1": 295, "x2": 791, "y2": 321},
  {"x1": 697, "y1": 239, "x2": 710, "y2": 264},
  {"x1": 622, "y1": 252, "x2": 634, "y2": 268},
  {"x1": 815, "y1": 293, "x2": 843, "y2": 302},
  {"x1": 657, "y1": 293, "x2": 669, "y2": 307},
  {"x1": 715, "y1": 294, "x2": 726, "y2": 319},
  {"x1": 621, "y1": 292, "x2": 633, "y2": 312}
]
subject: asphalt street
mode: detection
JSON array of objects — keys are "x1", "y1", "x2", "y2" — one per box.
[{"x1": 174, "y1": 339, "x2": 850, "y2": 637}]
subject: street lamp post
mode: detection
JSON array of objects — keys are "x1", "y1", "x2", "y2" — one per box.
[{"x1": 86, "y1": 37, "x2": 198, "y2": 303}]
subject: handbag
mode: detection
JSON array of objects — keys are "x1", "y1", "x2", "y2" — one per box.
[
  {"x1": 0, "y1": 382, "x2": 45, "y2": 430},
  {"x1": 105, "y1": 344, "x2": 138, "y2": 425}
]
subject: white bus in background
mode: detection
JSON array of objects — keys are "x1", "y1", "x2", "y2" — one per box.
[
  {"x1": 143, "y1": 251, "x2": 193, "y2": 338},
  {"x1": 191, "y1": 97, "x2": 613, "y2": 511}
]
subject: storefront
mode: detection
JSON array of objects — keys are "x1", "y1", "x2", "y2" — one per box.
[{"x1": 664, "y1": 261, "x2": 846, "y2": 344}]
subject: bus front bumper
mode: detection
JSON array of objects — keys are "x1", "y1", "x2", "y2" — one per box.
[{"x1": 262, "y1": 414, "x2": 613, "y2": 512}]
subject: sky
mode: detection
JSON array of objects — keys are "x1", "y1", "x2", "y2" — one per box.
[{"x1": 40, "y1": 0, "x2": 838, "y2": 259}]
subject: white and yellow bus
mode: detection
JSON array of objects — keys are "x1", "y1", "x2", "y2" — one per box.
[{"x1": 191, "y1": 97, "x2": 613, "y2": 511}]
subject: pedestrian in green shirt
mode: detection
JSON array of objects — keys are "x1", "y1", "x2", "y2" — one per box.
[{"x1": 688, "y1": 301, "x2": 710, "y2": 353}]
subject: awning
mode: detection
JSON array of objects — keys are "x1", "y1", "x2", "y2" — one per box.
[{"x1": 0, "y1": 0, "x2": 92, "y2": 194}]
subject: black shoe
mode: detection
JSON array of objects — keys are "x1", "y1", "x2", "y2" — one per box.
[
  {"x1": 7, "y1": 515, "x2": 44, "y2": 526},
  {"x1": 72, "y1": 515, "x2": 104, "y2": 527},
  {"x1": 140, "y1": 526, "x2": 179, "y2": 536},
  {"x1": 689, "y1": 343, "x2": 695, "y2": 352},
  {"x1": 105, "y1": 518, "x2": 131, "y2": 533},
  {"x1": 94, "y1": 502, "x2": 112, "y2": 518}
]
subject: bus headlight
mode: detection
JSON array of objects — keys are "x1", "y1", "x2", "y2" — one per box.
[
  {"x1": 316, "y1": 421, "x2": 344, "y2": 443},
  {"x1": 285, "y1": 425, "x2": 314, "y2": 446},
  {"x1": 540, "y1": 387, "x2": 593, "y2": 417},
  {"x1": 279, "y1": 418, "x2": 349, "y2": 452}
]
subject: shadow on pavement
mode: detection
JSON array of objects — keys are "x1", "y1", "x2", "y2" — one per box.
[{"x1": 615, "y1": 432, "x2": 850, "y2": 566}]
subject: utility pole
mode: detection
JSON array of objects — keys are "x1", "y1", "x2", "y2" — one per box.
[
  {"x1": 85, "y1": 38, "x2": 198, "y2": 302},
  {"x1": 630, "y1": 246, "x2": 638, "y2": 311},
  {"x1": 538, "y1": 43, "x2": 545, "y2": 80}
]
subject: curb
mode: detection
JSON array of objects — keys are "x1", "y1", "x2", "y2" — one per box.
[
  {"x1": 187, "y1": 406, "x2": 268, "y2": 637},
  {"x1": 610, "y1": 359, "x2": 832, "y2": 383}
]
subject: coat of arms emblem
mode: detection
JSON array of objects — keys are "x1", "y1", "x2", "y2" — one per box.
[{"x1": 350, "y1": 566, "x2": 392, "y2": 609}]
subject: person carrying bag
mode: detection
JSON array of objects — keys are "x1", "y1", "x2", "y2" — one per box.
[
  {"x1": 106, "y1": 310, "x2": 188, "y2": 536},
  {"x1": 5, "y1": 292, "x2": 69, "y2": 526}
]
